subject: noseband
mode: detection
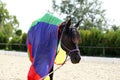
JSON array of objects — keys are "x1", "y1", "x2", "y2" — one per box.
[
  {"x1": 61, "y1": 43, "x2": 80, "y2": 54},
  {"x1": 59, "y1": 27, "x2": 80, "y2": 54}
]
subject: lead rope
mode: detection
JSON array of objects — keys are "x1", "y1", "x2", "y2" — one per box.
[{"x1": 40, "y1": 56, "x2": 70, "y2": 80}]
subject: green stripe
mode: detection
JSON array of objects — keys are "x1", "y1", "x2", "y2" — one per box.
[{"x1": 31, "y1": 13, "x2": 63, "y2": 27}]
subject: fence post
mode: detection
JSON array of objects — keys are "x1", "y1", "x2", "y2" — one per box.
[
  {"x1": 103, "y1": 47, "x2": 105, "y2": 56},
  {"x1": 10, "y1": 44, "x2": 11, "y2": 50}
]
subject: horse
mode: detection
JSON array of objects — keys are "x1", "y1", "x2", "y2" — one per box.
[
  {"x1": 49, "y1": 19, "x2": 81, "y2": 80},
  {"x1": 26, "y1": 13, "x2": 81, "y2": 80}
]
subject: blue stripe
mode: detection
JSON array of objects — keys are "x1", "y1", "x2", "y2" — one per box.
[{"x1": 28, "y1": 22, "x2": 58, "y2": 77}]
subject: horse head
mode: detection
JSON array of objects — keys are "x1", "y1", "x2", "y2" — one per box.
[{"x1": 59, "y1": 19, "x2": 82, "y2": 64}]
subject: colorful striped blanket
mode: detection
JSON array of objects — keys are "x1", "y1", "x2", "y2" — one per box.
[{"x1": 26, "y1": 13, "x2": 63, "y2": 80}]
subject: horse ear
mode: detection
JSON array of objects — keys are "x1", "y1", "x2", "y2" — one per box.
[
  {"x1": 65, "y1": 19, "x2": 71, "y2": 28},
  {"x1": 74, "y1": 21, "x2": 80, "y2": 29}
]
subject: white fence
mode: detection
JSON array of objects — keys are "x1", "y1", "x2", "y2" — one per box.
[{"x1": 0, "y1": 50, "x2": 120, "y2": 64}]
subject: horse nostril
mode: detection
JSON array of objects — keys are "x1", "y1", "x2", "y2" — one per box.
[
  {"x1": 74, "y1": 56, "x2": 77, "y2": 61},
  {"x1": 75, "y1": 56, "x2": 80, "y2": 62}
]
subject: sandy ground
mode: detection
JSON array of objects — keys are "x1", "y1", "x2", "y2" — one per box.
[{"x1": 0, "y1": 54, "x2": 120, "y2": 80}]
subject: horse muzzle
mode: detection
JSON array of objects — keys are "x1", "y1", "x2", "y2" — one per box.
[{"x1": 70, "y1": 52, "x2": 81, "y2": 64}]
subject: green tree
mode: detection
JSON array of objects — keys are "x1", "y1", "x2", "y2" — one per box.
[
  {"x1": 111, "y1": 25, "x2": 120, "y2": 31},
  {"x1": 15, "y1": 29, "x2": 22, "y2": 36},
  {"x1": 8, "y1": 31, "x2": 27, "y2": 51},
  {"x1": 52, "y1": 0, "x2": 107, "y2": 30},
  {"x1": 0, "y1": 31, "x2": 8, "y2": 49},
  {"x1": 21, "y1": 33, "x2": 27, "y2": 51},
  {"x1": 0, "y1": 0, "x2": 19, "y2": 38},
  {"x1": 79, "y1": 28, "x2": 104, "y2": 56}
]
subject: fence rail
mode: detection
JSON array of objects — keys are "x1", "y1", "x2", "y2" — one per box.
[
  {"x1": 0, "y1": 43, "x2": 120, "y2": 57},
  {"x1": 80, "y1": 46, "x2": 120, "y2": 49},
  {"x1": 0, "y1": 43, "x2": 26, "y2": 46},
  {"x1": 0, "y1": 43, "x2": 27, "y2": 51}
]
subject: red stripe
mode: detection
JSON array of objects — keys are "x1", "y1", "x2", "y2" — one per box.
[
  {"x1": 28, "y1": 65, "x2": 42, "y2": 80},
  {"x1": 28, "y1": 44, "x2": 34, "y2": 62}
]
